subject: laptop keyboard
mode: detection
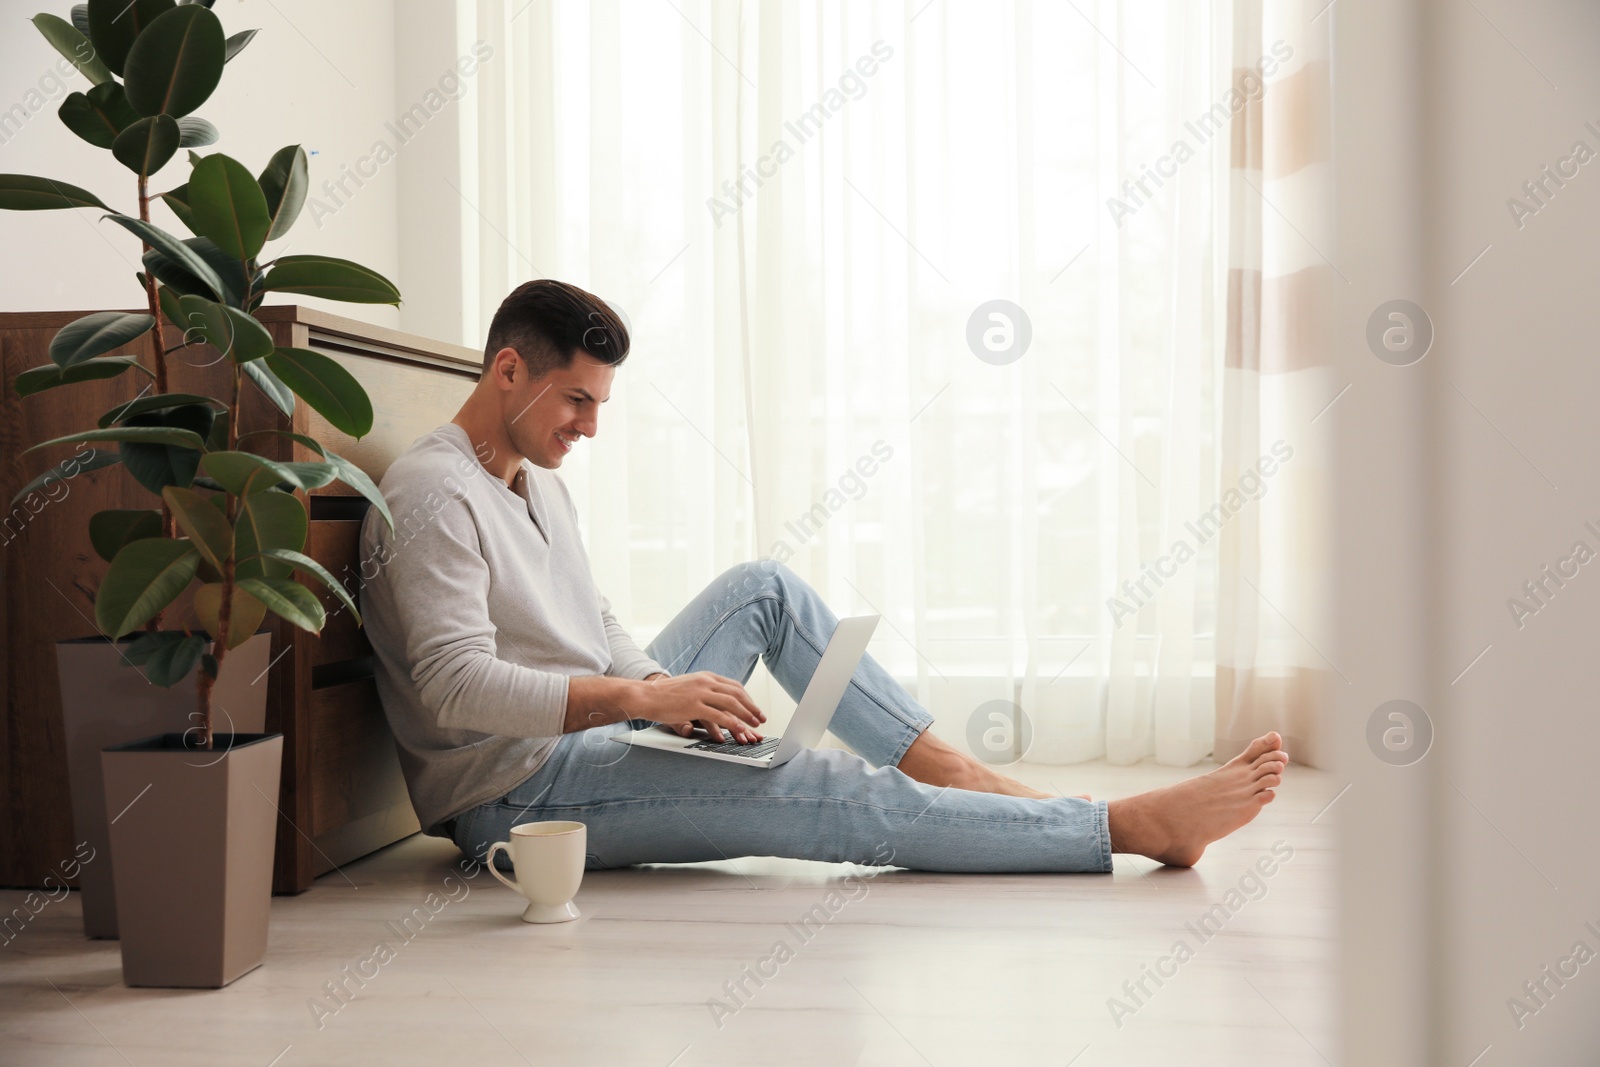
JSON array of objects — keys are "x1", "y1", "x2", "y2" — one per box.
[{"x1": 687, "y1": 735, "x2": 782, "y2": 759}]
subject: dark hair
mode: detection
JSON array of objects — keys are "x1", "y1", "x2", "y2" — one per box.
[{"x1": 483, "y1": 279, "x2": 629, "y2": 377}]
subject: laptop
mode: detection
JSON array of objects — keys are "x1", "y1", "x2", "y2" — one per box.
[{"x1": 611, "y1": 615, "x2": 880, "y2": 768}]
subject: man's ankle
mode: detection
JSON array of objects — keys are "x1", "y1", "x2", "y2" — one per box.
[{"x1": 899, "y1": 731, "x2": 967, "y2": 784}]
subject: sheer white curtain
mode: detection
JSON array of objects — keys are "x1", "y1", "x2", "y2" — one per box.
[{"x1": 456, "y1": 0, "x2": 1324, "y2": 767}]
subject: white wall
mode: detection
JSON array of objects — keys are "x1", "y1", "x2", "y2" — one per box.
[
  {"x1": 393, "y1": 0, "x2": 475, "y2": 348},
  {"x1": 1334, "y1": 1, "x2": 1600, "y2": 1062},
  {"x1": 0, "y1": 0, "x2": 401, "y2": 331}
]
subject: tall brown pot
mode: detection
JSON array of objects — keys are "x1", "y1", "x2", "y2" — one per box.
[
  {"x1": 101, "y1": 731, "x2": 283, "y2": 988},
  {"x1": 56, "y1": 632, "x2": 271, "y2": 938}
]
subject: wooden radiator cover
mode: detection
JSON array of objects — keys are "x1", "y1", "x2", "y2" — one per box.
[{"x1": 1, "y1": 306, "x2": 480, "y2": 893}]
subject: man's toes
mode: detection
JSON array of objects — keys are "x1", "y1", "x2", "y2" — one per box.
[
  {"x1": 1253, "y1": 759, "x2": 1286, "y2": 780},
  {"x1": 1255, "y1": 773, "x2": 1282, "y2": 791},
  {"x1": 1238, "y1": 732, "x2": 1281, "y2": 762},
  {"x1": 1256, "y1": 789, "x2": 1277, "y2": 805}
]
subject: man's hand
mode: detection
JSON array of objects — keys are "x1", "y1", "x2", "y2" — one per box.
[{"x1": 640, "y1": 672, "x2": 766, "y2": 744}]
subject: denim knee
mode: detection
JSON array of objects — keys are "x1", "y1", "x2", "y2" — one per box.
[
  {"x1": 718, "y1": 559, "x2": 786, "y2": 597},
  {"x1": 704, "y1": 560, "x2": 787, "y2": 622}
]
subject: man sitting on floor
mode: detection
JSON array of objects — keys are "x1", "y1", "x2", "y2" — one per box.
[{"x1": 359, "y1": 279, "x2": 1288, "y2": 873}]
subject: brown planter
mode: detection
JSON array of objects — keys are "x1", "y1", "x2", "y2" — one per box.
[
  {"x1": 57, "y1": 631, "x2": 271, "y2": 939},
  {"x1": 101, "y1": 732, "x2": 283, "y2": 988}
]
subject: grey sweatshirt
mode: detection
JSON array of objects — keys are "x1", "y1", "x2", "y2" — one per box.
[{"x1": 358, "y1": 423, "x2": 663, "y2": 835}]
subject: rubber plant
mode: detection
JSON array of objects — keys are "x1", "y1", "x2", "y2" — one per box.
[{"x1": 2, "y1": 0, "x2": 396, "y2": 747}]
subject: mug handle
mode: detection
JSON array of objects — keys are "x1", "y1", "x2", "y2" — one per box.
[{"x1": 485, "y1": 842, "x2": 520, "y2": 894}]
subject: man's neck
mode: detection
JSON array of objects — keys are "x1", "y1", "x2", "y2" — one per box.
[{"x1": 450, "y1": 403, "x2": 523, "y2": 486}]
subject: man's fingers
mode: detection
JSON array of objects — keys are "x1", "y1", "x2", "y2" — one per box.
[
  {"x1": 702, "y1": 708, "x2": 763, "y2": 744},
  {"x1": 714, "y1": 678, "x2": 766, "y2": 723},
  {"x1": 701, "y1": 675, "x2": 766, "y2": 724},
  {"x1": 718, "y1": 711, "x2": 760, "y2": 742},
  {"x1": 697, "y1": 689, "x2": 750, "y2": 727},
  {"x1": 708, "y1": 685, "x2": 763, "y2": 725}
]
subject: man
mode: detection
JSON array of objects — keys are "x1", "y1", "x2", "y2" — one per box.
[{"x1": 360, "y1": 279, "x2": 1287, "y2": 874}]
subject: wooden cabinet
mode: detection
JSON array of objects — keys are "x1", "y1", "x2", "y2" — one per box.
[{"x1": 1, "y1": 306, "x2": 480, "y2": 893}]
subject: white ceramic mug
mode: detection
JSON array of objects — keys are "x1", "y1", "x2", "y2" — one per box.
[{"x1": 485, "y1": 821, "x2": 587, "y2": 923}]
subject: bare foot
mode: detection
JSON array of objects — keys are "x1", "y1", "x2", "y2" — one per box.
[
  {"x1": 897, "y1": 731, "x2": 1054, "y2": 799},
  {"x1": 1106, "y1": 732, "x2": 1287, "y2": 867}
]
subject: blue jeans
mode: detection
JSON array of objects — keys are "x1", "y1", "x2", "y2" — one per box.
[{"x1": 451, "y1": 563, "x2": 1112, "y2": 873}]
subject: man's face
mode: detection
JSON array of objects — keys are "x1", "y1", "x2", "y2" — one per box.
[{"x1": 501, "y1": 351, "x2": 615, "y2": 469}]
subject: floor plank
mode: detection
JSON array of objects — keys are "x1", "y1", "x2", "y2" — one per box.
[{"x1": 0, "y1": 760, "x2": 1338, "y2": 1066}]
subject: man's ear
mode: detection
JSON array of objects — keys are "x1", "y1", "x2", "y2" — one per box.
[{"x1": 490, "y1": 347, "x2": 521, "y2": 389}]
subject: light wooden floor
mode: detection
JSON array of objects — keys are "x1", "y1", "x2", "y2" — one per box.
[{"x1": 0, "y1": 760, "x2": 1338, "y2": 1067}]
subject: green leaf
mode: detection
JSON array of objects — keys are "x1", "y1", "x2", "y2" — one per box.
[
  {"x1": 123, "y1": 631, "x2": 205, "y2": 686},
  {"x1": 98, "y1": 392, "x2": 220, "y2": 427},
  {"x1": 156, "y1": 282, "x2": 185, "y2": 325},
  {"x1": 256, "y1": 548, "x2": 361, "y2": 624},
  {"x1": 112, "y1": 115, "x2": 181, "y2": 177},
  {"x1": 235, "y1": 430, "x2": 392, "y2": 530},
  {"x1": 234, "y1": 490, "x2": 307, "y2": 581},
  {"x1": 143, "y1": 247, "x2": 204, "y2": 298},
  {"x1": 89, "y1": 79, "x2": 141, "y2": 122},
  {"x1": 264, "y1": 347, "x2": 374, "y2": 437},
  {"x1": 242, "y1": 429, "x2": 325, "y2": 455},
  {"x1": 156, "y1": 183, "x2": 197, "y2": 233},
  {"x1": 32, "y1": 13, "x2": 115, "y2": 85},
  {"x1": 258, "y1": 145, "x2": 309, "y2": 242},
  {"x1": 241, "y1": 359, "x2": 294, "y2": 419},
  {"x1": 237, "y1": 576, "x2": 325, "y2": 634},
  {"x1": 105, "y1": 213, "x2": 225, "y2": 299},
  {"x1": 261, "y1": 255, "x2": 401, "y2": 305},
  {"x1": 27, "y1": 424, "x2": 205, "y2": 454},
  {"x1": 89, "y1": 509, "x2": 162, "y2": 563},
  {"x1": 117, "y1": 403, "x2": 213, "y2": 493},
  {"x1": 177, "y1": 116, "x2": 217, "y2": 148},
  {"x1": 144, "y1": 236, "x2": 246, "y2": 305},
  {"x1": 189, "y1": 153, "x2": 271, "y2": 260},
  {"x1": 205, "y1": 408, "x2": 229, "y2": 451},
  {"x1": 223, "y1": 28, "x2": 257, "y2": 62},
  {"x1": 123, "y1": 5, "x2": 225, "y2": 118},
  {"x1": 186, "y1": 236, "x2": 252, "y2": 300},
  {"x1": 121, "y1": 442, "x2": 201, "y2": 493},
  {"x1": 162, "y1": 486, "x2": 230, "y2": 570},
  {"x1": 15, "y1": 355, "x2": 150, "y2": 398},
  {"x1": 279, "y1": 461, "x2": 339, "y2": 491},
  {"x1": 49, "y1": 312, "x2": 155, "y2": 369},
  {"x1": 58, "y1": 93, "x2": 117, "y2": 148},
  {"x1": 57, "y1": 83, "x2": 139, "y2": 148},
  {"x1": 201, "y1": 453, "x2": 337, "y2": 495},
  {"x1": 0, "y1": 174, "x2": 108, "y2": 211},
  {"x1": 256, "y1": 146, "x2": 308, "y2": 241},
  {"x1": 86, "y1": 0, "x2": 174, "y2": 77},
  {"x1": 95, "y1": 537, "x2": 199, "y2": 638},
  {"x1": 175, "y1": 294, "x2": 273, "y2": 361},
  {"x1": 327, "y1": 446, "x2": 392, "y2": 530},
  {"x1": 9, "y1": 448, "x2": 119, "y2": 509},
  {"x1": 141, "y1": 246, "x2": 208, "y2": 300},
  {"x1": 202, "y1": 450, "x2": 300, "y2": 495},
  {"x1": 193, "y1": 582, "x2": 267, "y2": 649}
]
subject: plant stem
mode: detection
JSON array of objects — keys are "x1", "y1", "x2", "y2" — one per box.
[
  {"x1": 138, "y1": 173, "x2": 176, "y2": 633},
  {"x1": 195, "y1": 362, "x2": 243, "y2": 751},
  {"x1": 137, "y1": 174, "x2": 170, "y2": 398}
]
